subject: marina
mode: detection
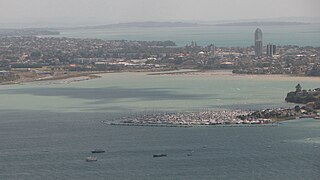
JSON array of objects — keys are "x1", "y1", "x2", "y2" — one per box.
[{"x1": 110, "y1": 110, "x2": 273, "y2": 127}]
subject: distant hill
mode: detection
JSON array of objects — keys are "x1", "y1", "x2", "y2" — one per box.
[
  {"x1": 75, "y1": 22, "x2": 203, "y2": 29},
  {"x1": 0, "y1": 28, "x2": 60, "y2": 36},
  {"x1": 215, "y1": 21, "x2": 309, "y2": 26}
]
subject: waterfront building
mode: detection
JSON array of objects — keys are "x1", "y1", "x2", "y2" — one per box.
[{"x1": 254, "y1": 28, "x2": 263, "y2": 57}]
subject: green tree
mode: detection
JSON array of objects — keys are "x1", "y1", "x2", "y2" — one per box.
[
  {"x1": 294, "y1": 105, "x2": 301, "y2": 112},
  {"x1": 315, "y1": 100, "x2": 320, "y2": 109},
  {"x1": 295, "y1": 84, "x2": 302, "y2": 92}
]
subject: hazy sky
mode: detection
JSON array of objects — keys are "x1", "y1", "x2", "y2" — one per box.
[{"x1": 0, "y1": 0, "x2": 319, "y2": 24}]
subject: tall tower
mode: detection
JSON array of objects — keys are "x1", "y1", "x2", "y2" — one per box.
[
  {"x1": 254, "y1": 28, "x2": 263, "y2": 57},
  {"x1": 267, "y1": 44, "x2": 276, "y2": 57}
]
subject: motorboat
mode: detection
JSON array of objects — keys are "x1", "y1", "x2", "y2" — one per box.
[
  {"x1": 153, "y1": 154, "x2": 167, "y2": 158},
  {"x1": 86, "y1": 156, "x2": 97, "y2": 162},
  {"x1": 91, "y1": 149, "x2": 106, "y2": 153}
]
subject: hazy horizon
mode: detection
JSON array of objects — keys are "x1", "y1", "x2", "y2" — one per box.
[
  {"x1": 0, "y1": 0, "x2": 319, "y2": 28},
  {"x1": 1, "y1": 16, "x2": 320, "y2": 29}
]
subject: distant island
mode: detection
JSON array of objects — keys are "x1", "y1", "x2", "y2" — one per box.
[
  {"x1": 215, "y1": 21, "x2": 309, "y2": 26},
  {"x1": 75, "y1": 21, "x2": 202, "y2": 29}
]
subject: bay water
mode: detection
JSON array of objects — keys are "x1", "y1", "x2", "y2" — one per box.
[
  {"x1": 54, "y1": 24, "x2": 320, "y2": 47},
  {"x1": 0, "y1": 72, "x2": 319, "y2": 179}
]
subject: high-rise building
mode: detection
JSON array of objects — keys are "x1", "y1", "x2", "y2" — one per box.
[
  {"x1": 254, "y1": 28, "x2": 263, "y2": 57},
  {"x1": 273, "y1": 45, "x2": 276, "y2": 54},
  {"x1": 208, "y1": 44, "x2": 215, "y2": 56},
  {"x1": 267, "y1": 44, "x2": 276, "y2": 57},
  {"x1": 267, "y1": 44, "x2": 273, "y2": 56}
]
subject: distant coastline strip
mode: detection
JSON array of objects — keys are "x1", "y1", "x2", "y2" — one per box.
[{"x1": 105, "y1": 122, "x2": 279, "y2": 128}]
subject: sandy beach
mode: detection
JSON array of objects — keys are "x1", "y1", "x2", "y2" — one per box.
[
  {"x1": 2, "y1": 69, "x2": 320, "y2": 86},
  {"x1": 0, "y1": 71, "x2": 102, "y2": 85},
  {"x1": 148, "y1": 70, "x2": 320, "y2": 82}
]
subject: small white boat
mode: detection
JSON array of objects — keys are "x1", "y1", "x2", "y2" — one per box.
[{"x1": 86, "y1": 156, "x2": 97, "y2": 162}]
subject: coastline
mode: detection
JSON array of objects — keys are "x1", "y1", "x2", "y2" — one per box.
[
  {"x1": 1, "y1": 69, "x2": 320, "y2": 86},
  {"x1": 106, "y1": 122, "x2": 279, "y2": 128},
  {"x1": 0, "y1": 71, "x2": 105, "y2": 85},
  {"x1": 0, "y1": 68, "x2": 175, "y2": 86},
  {"x1": 1, "y1": 68, "x2": 319, "y2": 127},
  {"x1": 148, "y1": 69, "x2": 320, "y2": 81}
]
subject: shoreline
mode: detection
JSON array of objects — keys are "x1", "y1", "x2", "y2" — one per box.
[
  {"x1": 0, "y1": 71, "x2": 109, "y2": 86},
  {"x1": 147, "y1": 69, "x2": 320, "y2": 80},
  {"x1": 106, "y1": 122, "x2": 279, "y2": 128},
  {"x1": 104, "y1": 107, "x2": 320, "y2": 128},
  {"x1": 0, "y1": 68, "x2": 174, "y2": 86},
  {"x1": 1, "y1": 69, "x2": 320, "y2": 86}
]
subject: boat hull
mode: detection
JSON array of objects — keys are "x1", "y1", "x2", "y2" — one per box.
[{"x1": 153, "y1": 154, "x2": 167, "y2": 158}]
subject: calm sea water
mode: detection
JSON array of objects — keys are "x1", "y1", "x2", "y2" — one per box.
[
  {"x1": 0, "y1": 72, "x2": 320, "y2": 179},
  {"x1": 54, "y1": 24, "x2": 320, "y2": 47}
]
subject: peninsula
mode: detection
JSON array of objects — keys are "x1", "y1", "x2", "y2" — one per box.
[
  {"x1": 285, "y1": 84, "x2": 320, "y2": 110},
  {"x1": 108, "y1": 85, "x2": 320, "y2": 127}
]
